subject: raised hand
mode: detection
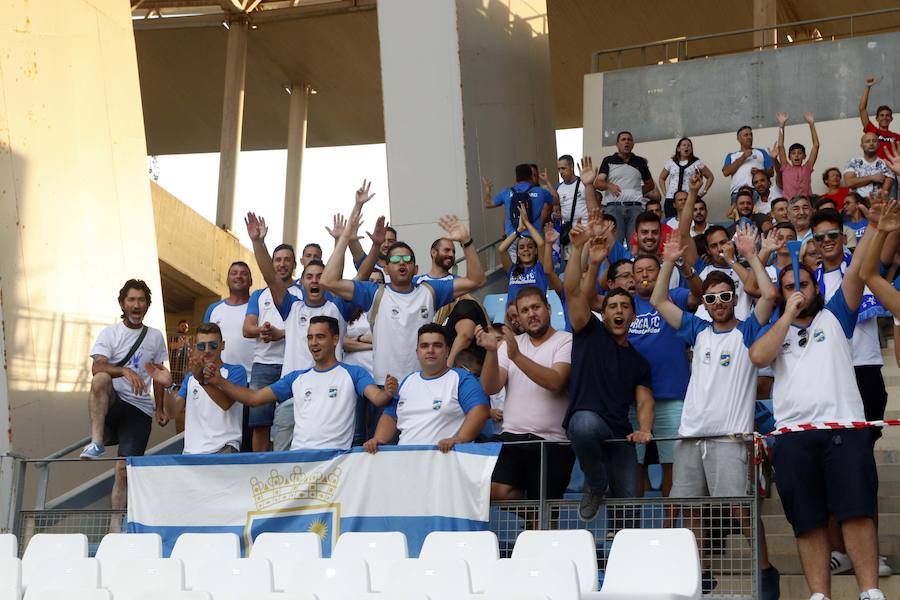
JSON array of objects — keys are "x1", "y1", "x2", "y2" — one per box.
[
  {"x1": 539, "y1": 168, "x2": 552, "y2": 186},
  {"x1": 662, "y1": 237, "x2": 684, "y2": 264},
  {"x1": 475, "y1": 325, "x2": 499, "y2": 352},
  {"x1": 760, "y1": 228, "x2": 781, "y2": 254},
  {"x1": 578, "y1": 156, "x2": 597, "y2": 186},
  {"x1": 688, "y1": 172, "x2": 702, "y2": 193},
  {"x1": 776, "y1": 112, "x2": 788, "y2": 127},
  {"x1": 884, "y1": 140, "x2": 900, "y2": 177},
  {"x1": 568, "y1": 220, "x2": 590, "y2": 248},
  {"x1": 720, "y1": 238, "x2": 736, "y2": 264},
  {"x1": 345, "y1": 210, "x2": 364, "y2": 242},
  {"x1": 543, "y1": 221, "x2": 559, "y2": 244},
  {"x1": 587, "y1": 234, "x2": 610, "y2": 266},
  {"x1": 866, "y1": 76, "x2": 881, "y2": 87},
  {"x1": 438, "y1": 214, "x2": 471, "y2": 243},
  {"x1": 865, "y1": 190, "x2": 887, "y2": 225},
  {"x1": 878, "y1": 200, "x2": 900, "y2": 233},
  {"x1": 355, "y1": 180, "x2": 375, "y2": 206},
  {"x1": 482, "y1": 177, "x2": 493, "y2": 195},
  {"x1": 735, "y1": 223, "x2": 760, "y2": 259},
  {"x1": 803, "y1": 112, "x2": 815, "y2": 124},
  {"x1": 501, "y1": 325, "x2": 519, "y2": 360},
  {"x1": 244, "y1": 212, "x2": 268, "y2": 241},
  {"x1": 325, "y1": 213, "x2": 348, "y2": 241},
  {"x1": 367, "y1": 216, "x2": 388, "y2": 247}
]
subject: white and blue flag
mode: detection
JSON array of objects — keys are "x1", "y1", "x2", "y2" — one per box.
[{"x1": 127, "y1": 444, "x2": 500, "y2": 557}]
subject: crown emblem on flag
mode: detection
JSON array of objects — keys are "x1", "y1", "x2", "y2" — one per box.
[{"x1": 250, "y1": 465, "x2": 342, "y2": 510}]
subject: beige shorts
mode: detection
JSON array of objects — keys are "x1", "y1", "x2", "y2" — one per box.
[{"x1": 670, "y1": 439, "x2": 750, "y2": 497}]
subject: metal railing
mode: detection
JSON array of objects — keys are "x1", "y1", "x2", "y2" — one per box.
[
  {"x1": 452, "y1": 235, "x2": 505, "y2": 277},
  {"x1": 591, "y1": 7, "x2": 900, "y2": 72}
]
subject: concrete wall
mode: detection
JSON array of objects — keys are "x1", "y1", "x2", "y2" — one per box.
[
  {"x1": 0, "y1": 0, "x2": 167, "y2": 469},
  {"x1": 377, "y1": 0, "x2": 555, "y2": 269}
]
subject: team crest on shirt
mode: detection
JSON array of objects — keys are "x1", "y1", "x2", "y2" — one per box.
[
  {"x1": 299, "y1": 315, "x2": 308, "y2": 324},
  {"x1": 192, "y1": 387, "x2": 199, "y2": 398},
  {"x1": 391, "y1": 307, "x2": 400, "y2": 318},
  {"x1": 814, "y1": 329, "x2": 825, "y2": 343},
  {"x1": 432, "y1": 398, "x2": 442, "y2": 411},
  {"x1": 264, "y1": 299, "x2": 271, "y2": 308},
  {"x1": 328, "y1": 386, "x2": 337, "y2": 399},
  {"x1": 702, "y1": 350, "x2": 711, "y2": 364},
  {"x1": 419, "y1": 306, "x2": 429, "y2": 319},
  {"x1": 304, "y1": 388, "x2": 312, "y2": 401},
  {"x1": 719, "y1": 353, "x2": 732, "y2": 367}
]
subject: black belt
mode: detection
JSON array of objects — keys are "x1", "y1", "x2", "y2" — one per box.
[{"x1": 605, "y1": 201, "x2": 643, "y2": 207}]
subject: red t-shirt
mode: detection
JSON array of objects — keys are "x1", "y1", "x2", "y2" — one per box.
[
  {"x1": 864, "y1": 121, "x2": 900, "y2": 159},
  {"x1": 821, "y1": 187, "x2": 850, "y2": 211}
]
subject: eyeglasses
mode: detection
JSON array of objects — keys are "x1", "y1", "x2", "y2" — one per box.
[
  {"x1": 798, "y1": 328, "x2": 809, "y2": 348},
  {"x1": 388, "y1": 255, "x2": 414, "y2": 264},
  {"x1": 702, "y1": 291, "x2": 734, "y2": 304},
  {"x1": 812, "y1": 230, "x2": 842, "y2": 243},
  {"x1": 195, "y1": 341, "x2": 220, "y2": 351}
]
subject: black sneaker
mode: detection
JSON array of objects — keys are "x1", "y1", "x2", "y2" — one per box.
[
  {"x1": 579, "y1": 485, "x2": 605, "y2": 521},
  {"x1": 702, "y1": 569, "x2": 719, "y2": 595},
  {"x1": 761, "y1": 565, "x2": 780, "y2": 600}
]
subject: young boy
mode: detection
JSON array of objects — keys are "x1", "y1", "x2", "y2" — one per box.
[{"x1": 777, "y1": 111, "x2": 819, "y2": 199}]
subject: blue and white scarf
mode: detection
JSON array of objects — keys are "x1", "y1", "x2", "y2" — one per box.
[{"x1": 815, "y1": 252, "x2": 888, "y2": 322}]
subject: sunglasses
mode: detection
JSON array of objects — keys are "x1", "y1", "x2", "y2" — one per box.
[
  {"x1": 798, "y1": 328, "x2": 809, "y2": 348},
  {"x1": 702, "y1": 291, "x2": 734, "y2": 304},
  {"x1": 812, "y1": 230, "x2": 842, "y2": 243},
  {"x1": 195, "y1": 341, "x2": 220, "y2": 351},
  {"x1": 388, "y1": 255, "x2": 414, "y2": 264}
]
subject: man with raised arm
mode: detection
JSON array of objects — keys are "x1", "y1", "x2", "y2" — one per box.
[
  {"x1": 722, "y1": 125, "x2": 775, "y2": 203},
  {"x1": 320, "y1": 206, "x2": 486, "y2": 387},
  {"x1": 208, "y1": 316, "x2": 394, "y2": 450},
  {"x1": 859, "y1": 76, "x2": 900, "y2": 161},
  {"x1": 749, "y1": 202, "x2": 885, "y2": 600},
  {"x1": 562, "y1": 215, "x2": 654, "y2": 521}
]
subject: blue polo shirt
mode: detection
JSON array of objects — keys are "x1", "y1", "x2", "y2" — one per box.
[{"x1": 628, "y1": 288, "x2": 691, "y2": 401}]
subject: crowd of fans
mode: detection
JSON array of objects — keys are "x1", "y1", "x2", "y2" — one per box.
[{"x1": 78, "y1": 79, "x2": 900, "y2": 600}]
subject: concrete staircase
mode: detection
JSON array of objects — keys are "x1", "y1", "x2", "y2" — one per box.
[{"x1": 764, "y1": 339, "x2": 900, "y2": 599}]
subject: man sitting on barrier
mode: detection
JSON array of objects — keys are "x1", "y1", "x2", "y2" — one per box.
[
  {"x1": 208, "y1": 316, "x2": 395, "y2": 450},
  {"x1": 157, "y1": 323, "x2": 245, "y2": 454},
  {"x1": 364, "y1": 323, "x2": 490, "y2": 453},
  {"x1": 562, "y1": 215, "x2": 654, "y2": 521},
  {"x1": 750, "y1": 203, "x2": 884, "y2": 600}
]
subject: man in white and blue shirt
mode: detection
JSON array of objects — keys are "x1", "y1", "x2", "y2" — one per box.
[
  {"x1": 209, "y1": 316, "x2": 394, "y2": 450},
  {"x1": 204, "y1": 261, "x2": 255, "y2": 376},
  {"x1": 164, "y1": 323, "x2": 246, "y2": 454},
  {"x1": 363, "y1": 324, "x2": 490, "y2": 452},
  {"x1": 722, "y1": 126, "x2": 775, "y2": 203}
]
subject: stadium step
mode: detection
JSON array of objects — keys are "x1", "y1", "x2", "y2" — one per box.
[{"x1": 779, "y1": 574, "x2": 900, "y2": 599}]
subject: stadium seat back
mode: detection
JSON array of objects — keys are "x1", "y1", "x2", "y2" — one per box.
[
  {"x1": 485, "y1": 558, "x2": 580, "y2": 600},
  {"x1": 96, "y1": 533, "x2": 162, "y2": 560},
  {"x1": 24, "y1": 589, "x2": 110, "y2": 600},
  {"x1": 101, "y1": 558, "x2": 184, "y2": 597},
  {"x1": 419, "y1": 530, "x2": 499, "y2": 592},
  {"x1": 512, "y1": 529, "x2": 598, "y2": 592},
  {"x1": 22, "y1": 533, "x2": 88, "y2": 561},
  {"x1": 250, "y1": 532, "x2": 322, "y2": 590},
  {"x1": 24, "y1": 557, "x2": 100, "y2": 592},
  {"x1": 170, "y1": 533, "x2": 240, "y2": 589},
  {"x1": 133, "y1": 592, "x2": 212, "y2": 600},
  {"x1": 601, "y1": 528, "x2": 701, "y2": 597},
  {"x1": 0, "y1": 534, "x2": 17, "y2": 558},
  {"x1": 546, "y1": 290, "x2": 567, "y2": 330},
  {"x1": 0, "y1": 557, "x2": 21, "y2": 595},
  {"x1": 286, "y1": 557, "x2": 370, "y2": 600},
  {"x1": 384, "y1": 558, "x2": 471, "y2": 596},
  {"x1": 333, "y1": 532, "x2": 407, "y2": 592},
  {"x1": 482, "y1": 294, "x2": 507, "y2": 323},
  {"x1": 193, "y1": 557, "x2": 273, "y2": 597}
]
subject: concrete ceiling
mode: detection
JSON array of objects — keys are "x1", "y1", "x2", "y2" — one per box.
[{"x1": 134, "y1": 0, "x2": 900, "y2": 154}]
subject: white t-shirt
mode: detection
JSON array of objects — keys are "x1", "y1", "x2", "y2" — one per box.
[
  {"x1": 271, "y1": 362, "x2": 375, "y2": 450},
  {"x1": 769, "y1": 289, "x2": 865, "y2": 430},
  {"x1": 90, "y1": 322, "x2": 168, "y2": 416},
  {"x1": 246, "y1": 286, "x2": 302, "y2": 366},
  {"x1": 694, "y1": 262, "x2": 752, "y2": 322},
  {"x1": 557, "y1": 179, "x2": 587, "y2": 225},
  {"x1": 205, "y1": 299, "x2": 255, "y2": 375},
  {"x1": 351, "y1": 280, "x2": 455, "y2": 384},
  {"x1": 498, "y1": 330, "x2": 572, "y2": 442},
  {"x1": 278, "y1": 292, "x2": 354, "y2": 377},
  {"x1": 663, "y1": 158, "x2": 706, "y2": 197},
  {"x1": 677, "y1": 314, "x2": 763, "y2": 437},
  {"x1": 755, "y1": 197, "x2": 773, "y2": 215},
  {"x1": 342, "y1": 313, "x2": 374, "y2": 374},
  {"x1": 665, "y1": 217, "x2": 679, "y2": 230},
  {"x1": 179, "y1": 365, "x2": 245, "y2": 454},
  {"x1": 723, "y1": 148, "x2": 773, "y2": 192},
  {"x1": 821, "y1": 267, "x2": 883, "y2": 367},
  {"x1": 844, "y1": 156, "x2": 896, "y2": 198},
  {"x1": 386, "y1": 368, "x2": 489, "y2": 445}
]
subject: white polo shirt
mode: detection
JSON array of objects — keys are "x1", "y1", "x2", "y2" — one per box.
[
  {"x1": 277, "y1": 291, "x2": 355, "y2": 377},
  {"x1": 205, "y1": 299, "x2": 255, "y2": 376},
  {"x1": 386, "y1": 368, "x2": 489, "y2": 445},
  {"x1": 178, "y1": 364, "x2": 246, "y2": 454},
  {"x1": 270, "y1": 362, "x2": 375, "y2": 450},
  {"x1": 246, "y1": 286, "x2": 302, "y2": 366},
  {"x1": 677, "y1": 313, "x2": 764, "y2": 437},
  {"x1": 91, "y1": 322, "x2": 169, "y2": 416}
]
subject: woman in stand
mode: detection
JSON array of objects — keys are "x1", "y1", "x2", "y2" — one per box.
[{"x1": 659, "y1": 137, "x2": 715, "y2": 219}]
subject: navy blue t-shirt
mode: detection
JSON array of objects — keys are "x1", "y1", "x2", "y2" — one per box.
[
  {"x1": 628, "y1": 289, "x2": 691, "y2": 401},
  {"x1": 493, "y1": 183, "x2": 553, "y2": 236}
]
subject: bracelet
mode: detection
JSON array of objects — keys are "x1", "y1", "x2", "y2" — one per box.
[{"x1": 462, "y1": 238, "x2": 474, "y2": 248}]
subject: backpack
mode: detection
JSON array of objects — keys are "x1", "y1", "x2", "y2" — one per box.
[{"x1": 508, "y1": 186, "x2": 535, "y2": 231}]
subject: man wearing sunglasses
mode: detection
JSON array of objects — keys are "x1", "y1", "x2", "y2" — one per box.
[
  {"x1": 750, "y1": 210, "x2": 884, "y2": 600},
  {"x1": 160, "y1": 323, "x2": 245, "y2": 454},
  {"x1": 651, "y1": 232, "x2": 776, "y2": 591}
]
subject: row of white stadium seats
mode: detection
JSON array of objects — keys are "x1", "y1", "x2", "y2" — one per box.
[{"x1": 0, "y1": 529, "x2": 702, "y2": 600}]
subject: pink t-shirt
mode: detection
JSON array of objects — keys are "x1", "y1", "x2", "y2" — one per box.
[
  {"x1": 498, "y1": 330, "x2": 572, "y2": 441},
  {"x1": 780, "y1": 162, "x2": 813, "y2": 199}
]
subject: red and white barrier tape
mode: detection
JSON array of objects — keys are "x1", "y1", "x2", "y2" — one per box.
[{"x1": 762, "y1": 419, "x2": 900, "y2": 437}]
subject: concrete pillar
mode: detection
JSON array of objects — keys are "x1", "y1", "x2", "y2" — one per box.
[
  {"x1": 283, "y1": 83, "x2": 310, "y2": 251},
  {"x1": 376, "y1": 0, "x2": 555, "y2": 271},
  {"x1": 753, "y1": 0, "x2": 777, "y2": 49},
  {"x1": 215, "y1": 18, "x2": 249, "y2": 231}
]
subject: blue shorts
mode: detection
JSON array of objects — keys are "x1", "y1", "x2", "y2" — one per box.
[
  {"x1": 629, "y1": 399, "x2": 683, "y2": 464},
  {"x1": 248, "y1": 362, "x2": 282, "y2": 428}
]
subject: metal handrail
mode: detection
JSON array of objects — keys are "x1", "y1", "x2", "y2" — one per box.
[
  {"x1": 454, "y1": 235, "x2": 505, "y2": 266},
  {"x1": 591, "y1": 6, "x2": 900, "y2": 72}
]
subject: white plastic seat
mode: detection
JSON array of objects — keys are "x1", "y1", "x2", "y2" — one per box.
[
  {"x1": 474, "y1": 595, "x2": 550, "y2": 600},
  {"x1": 512, "y1": 529, "x2": 599, "y2": 593},
  {"x1": 23, "y1": 557, "x2": 100, "y2": 592},
  {"x1": 286, "y1": 558, "x2": 370, "y2": 600},
  {"x1": 170, "y1": 533, "x2": 240, "y2": 589},
  {"x1": 21, "y1": 533, "x2": 88, "y2": 589},
  {"x1": 0, "y1": 534, "x2": 17, "y2": 558},
  {"x1": 384, "y1": 558, "x2": 471, "y2": 599},
  {"x1": 233, "y1": 595, "x2": 317, "y2": 600},
  {"x1": 101, "y1": 558, "x2": 184, "y2": 599},
  {"x1": 250, "y1": 532, "x2": 321, "y2": 590},
  {"x1": 333, "y1": 532, "x2": 407, "y2": 592},
  {"x1": 485, "y1": 558, "x2": 580, "y2": 600},
  {"x1": 96, "y1": 533, "x2": 162, "y2": 560},
  {"x1": 134, "y1": 592, "x2": 211, "y2": 600},
  {"x1": 419, "y1": 531, "x2": 499, "y2": 592},
  {"x1": 0, "y1": 557, "x2": 21, "y2": 599},
  {"x1": 598, "y1": 528, "x2": 701, "y2": 600},
  {"x1": 193, "y1": 558, "x2": 273, "y2": 600},
  {"x1": 24, "y1": 590, "x2": 110, "y2": 600}
]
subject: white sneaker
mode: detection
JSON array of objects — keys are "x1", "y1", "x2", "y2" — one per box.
[
  {"x1": 809, "y1": 593, "x2": 831, "y2": 600},
  {"x1": 830, "y1": 550, "x2": 852, "y2": 574},
  {"x1": 860, "y1": 589, "x2": 886, "y2": 600},
  {"x1": 879, "y1": 555, "x2": 892, "y2": 576}
]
